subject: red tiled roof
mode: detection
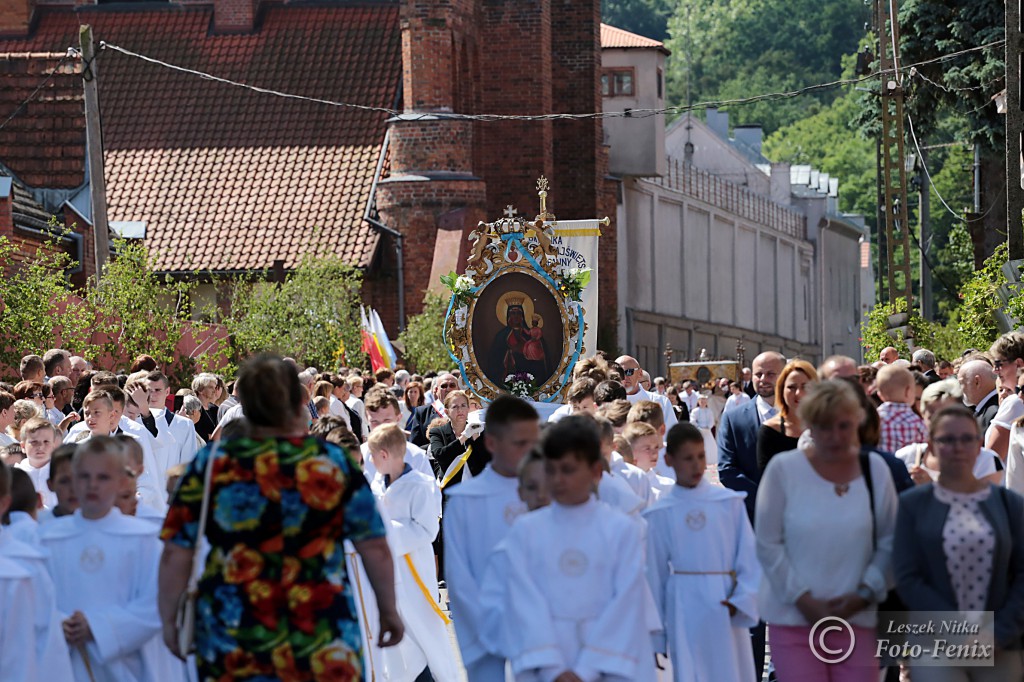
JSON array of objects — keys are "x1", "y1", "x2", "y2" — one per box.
[
  {"x1": 0, "y1": 4, "x2": 401, "y2": 271},
  {"x1": 0, "y1": 51, "x2": 85, "y2": 189},
  {"x1": 600, "y1": 23, "x2": 670, "y2": 54}
]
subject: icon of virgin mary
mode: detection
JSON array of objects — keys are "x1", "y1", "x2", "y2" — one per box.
[{"x1": 486, "y1": 291, "x2": 553, "y2": 387}]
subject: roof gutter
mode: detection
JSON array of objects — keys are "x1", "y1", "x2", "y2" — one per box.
[
  {"x1": 14, "y1": 223, "x2": 84, "y2": 276},
  {"x1": 364, "y1": 128, "x2": 406, "y2": 332}
]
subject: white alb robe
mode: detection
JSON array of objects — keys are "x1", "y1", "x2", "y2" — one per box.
[
  {"x1": 360, "y1": 441, "x2": 434, "y2": 481},
  {"x1": 494, "y1": 497, "x2": 655, "y2": 681},
  {"x1": 63, "y1": 421, "x2": 166, "y2": 510},
  {"x1": 372, "y1": 469, "x2": 460, "y2": 681},
  {"x1": 0, "y1": 530, "x2": 74, "y2": 680},
  {"x1": 443, "y1": 465, "x2": 526, "y2": 669},
  {"x1": 643, "y1": 481, "x2": 761, "y2": 682},
  {"x1": 0, "y1": 555, "x2": 39, "y2": 680},
  {"x1": 16, "y1": 458, "x2": 56, "y2": 508},
  {"x1": 39, "y1": 509, "x2": 163, "y2": 682},
  {"x1": 597, "y1": 470, "x2": 645, "y2": 517},
  {"x1": 609, "y1": 452, "x2": 653, "y2": 509}
]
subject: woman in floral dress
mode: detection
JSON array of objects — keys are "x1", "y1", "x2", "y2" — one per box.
[{"x1": 158, "y1": 355, "x2": 403, "y2": 681}]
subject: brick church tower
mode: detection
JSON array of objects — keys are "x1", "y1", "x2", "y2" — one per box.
[{"x1": 375, "y1": 0, "x2": 618, "y2": 349}]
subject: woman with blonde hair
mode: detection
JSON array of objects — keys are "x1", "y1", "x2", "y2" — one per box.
[
  {"x1": 756, "y1": 379, "x2": 897, "y2": 681},
  {"x1": 756, "y1": 359, "x2": 818, "y2": 472}
]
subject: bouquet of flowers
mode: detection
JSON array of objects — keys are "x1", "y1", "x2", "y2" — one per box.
[
  {"x1": 440, "y1": 271, "x2": 477, "y2": 307},
  {"x1": 504, "y1": 372, "x2": 536, "y2": 399},
  {"x1": 557, "y1": 267, "x2": 592, "y2": 301}
]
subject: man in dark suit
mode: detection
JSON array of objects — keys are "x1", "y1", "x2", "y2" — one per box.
[
  {"x1": 409, "y1": 372, "x2": 461, "y2": 447},
  {"x1": 717, "y1": 350, "x2": 784, "y2": 682},
  {"x1": 912, "y1": 348, "x2": 941, "y2": 385},
  {"x1": 741, "y1": 366, "x2": 755, "y2": 398},
  {"x1": 958, "y1": 359, "x2": 1000, "y2": 433}
]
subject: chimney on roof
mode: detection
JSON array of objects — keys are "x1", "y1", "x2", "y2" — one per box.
[
  {"x1": 734, "y1": 125, "x2": 763, "y2": 156},
  {"x1": 0, "y1": 0, "x2": 35, "y2": 37},
  {"x1": 213, "y1": 0, "x2": 257, "y2": 34},
  {"x1": 705, "y1": 107, "x2": 729, "y2": 140}
]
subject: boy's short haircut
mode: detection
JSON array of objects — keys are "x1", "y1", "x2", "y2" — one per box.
[
  {"x1": 73, "y1": 436, "x2": 127, "y2": 469},
  {"x1": 20, "y1": 354, "x2": 44, "y2": 378},
  {"x1": 594, "y1": 380, "x2": 627, "y2": 405},
  {"x1": 48, "y1": 445, "x2": 77, "y2": 481},
  {"x1": 591, "y1": 414, "x2": 615, "y2": 442},
  {"x1": 313, "y1": 396, "x2": 330, "y2": 413},
  {"x1": 105, "y1": 387, "x2": 126, "y2": 409},
  {"x1": 374, "y1": 368, "x2": 394, "y2": 383},
  {"x1": 876, "y1": 365, "x2": 914, "y2": 398},
  {"x1": 0, "y1": 390, "x2": 14, "y2": 412},
  {"x1": 83, "y1": 391, "x2": 114, "y2": 412},
  {"x1": 626, "y1": 400, "x2": 665, "y2": 430},
  {"x1": 612, "y1": 434, "x2": 632, "y2": 461},
  {"x1": 326, "y1": 427, "x2": 360, "y2": 451},
  {"x1": 91, "y1": 371, "x2": 119, "y2": 389},
  {"x1": 622, "y1": 421, "x2": 658, "y2": 446},
  {"x1": 115, "y1": 435, "x2": 145, "y2": 468},
  {"x1": 541, "y1": 415, "x2": 602, "y2": 465},
  {"x1": 20, "y1": 416, "x2": 59, "y2": 440},
  {"x1": 516, "y1": 448, "x2": 545, "y2": 484},
  {"x1": 364, "y1": 389, "x2": 400, "y2": 414},
  {"x1": 596, "y1": 399, "x2": 631, "y2": 428},
  {"x1": 665, "y1": 422, "x2": 704, "y2": 455},
  {"x1": 485, "y1": 395, "x2": 539, "y2": 438},
  {"x1": 567, "y1": 378, "x2": 596, "y2": 404},
  {"x1": 310, "y1": 416, "x2": 348, "y2": 438},
  {"x1": 8, "y1": 467, "x2": 36, "y2": 514},
  {"x1": 145, "y1": 370, "x2": 169, "y2": 386},
  {"x1": 366, "y1": 423, "x2": 406, "y2": 456}
]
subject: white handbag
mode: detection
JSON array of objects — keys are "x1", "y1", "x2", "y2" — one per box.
[{"x1": 175, "y1": 443, "x2": 216, "y2": 656}]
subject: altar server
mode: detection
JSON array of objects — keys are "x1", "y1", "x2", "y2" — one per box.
[
  {"x1": 494, "y1": 415, "x2": 655, "y2": 681},
  {"x1": 0, "y1": 463, "x2": 74, "y2": 681},
  {"x1": 444, "y1": 396, "x2": 540, "y2": 681},
  {"x1": 39, "y1": 437, "x2": 163, "y2": 682},
  {"x1": 368, "y1": 424, "x2": 460, "y2": 681},
  {"x1": 644, "y1": 423, "x2": 761, "y2": 681}
]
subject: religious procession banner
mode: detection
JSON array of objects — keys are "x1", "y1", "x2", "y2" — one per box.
[
  {"x1": 547, "y1": 220, "x2": 602, "y2": 357},
  {"x1": 441, "y1": 178, "x2": 604, "y2": 403}
]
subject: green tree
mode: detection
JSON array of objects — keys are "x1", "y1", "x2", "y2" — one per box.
[
  {"x1": 601, "y1": 0, "x2": 672, "y2": 42},
  {"x1": 665, "y1": 0, "x2": 869, "y2": 134},
  {"x1": 0, "y1": 229, "x2": 95, "y2": 376},
  {"x1": 85, "y1": 240, "x2": 206, "y2": 385},
  {"x1": 398, "y1": 292, "x2": 453, "y2": 373},
  {"x1": 218, "y1": 253, "x2": 365, "y2": 373}
]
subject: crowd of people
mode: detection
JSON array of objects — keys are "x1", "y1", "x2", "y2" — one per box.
[{"x1": 2, "y1": 337, "x2": 1024, "y2": 682}]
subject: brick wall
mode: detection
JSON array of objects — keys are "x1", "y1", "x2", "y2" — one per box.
[
  {"x1": 213, "y1": 0, "x2": 257, "y2": 33},
  {"x1": 0, "y1": 0, "x2": 32, "y2": 36}
]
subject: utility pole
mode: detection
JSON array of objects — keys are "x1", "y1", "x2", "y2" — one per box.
[
  {"x1": 1007, "y1": 0, "x2": 1024, "y2": 260},
  {"x1": 874, "y1": 0, "x2": 913, "y2": 311},
  {"x1": 80, "y1": 25, "x2": 109, "y2": 284},
  {"x1": 918, "y1": 149, "x2": 931, "y2": 319}
]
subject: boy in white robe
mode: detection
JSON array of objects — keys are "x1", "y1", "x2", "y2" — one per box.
[
  {"x1": 360, "y1": 390, "x2": 434, "y2": 479},
  {"x1": 0, "y1": 461, "x2": 75, "y2": 680},
  {"x1": 39, "y1": 436, "x2": 164, "y2": 682},
  {"x1": 7, "y1": 467, "x2": 42, "y2": 545},
  {"x1": 368, "y1": 424, "x2": 460, "y2": 682},
  {"x1": 492, "y1": 415, "x2": 655, "y2": 681},
  {"x1": 444, "y1": 396, "x2": 540, "y2": 681},
  {"x1": 594, "y1": 415, "x2": 646, "y2": 516},
  {"x1": 16, "y1": 417, "x2": 59, "y2": 508},
  {"x1": 38, "y1": 445, "x2": 78, "y2": 523},
  {"x1": 625, "y1": 422, "x2": 674, "y2": 499},
  {"x1": 643, "y1": 423, "x2": 761, "y2": 682}
]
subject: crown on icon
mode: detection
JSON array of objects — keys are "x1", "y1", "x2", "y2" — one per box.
[{"x1": 505, "y1": 295, "x2": 525, "y2": 307}]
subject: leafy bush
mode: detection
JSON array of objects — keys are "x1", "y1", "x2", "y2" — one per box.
[{"x1": 398, "y1": 292, "x2": 453, "y2": 373}]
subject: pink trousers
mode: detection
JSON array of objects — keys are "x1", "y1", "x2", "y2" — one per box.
[{"x1": 770, "y1": 624, "x2": 879, "y2": 682}]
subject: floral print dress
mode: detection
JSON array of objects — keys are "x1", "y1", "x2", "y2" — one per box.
[{"x1": 162, "y1": 436, "x2": 385, "y2": 681}]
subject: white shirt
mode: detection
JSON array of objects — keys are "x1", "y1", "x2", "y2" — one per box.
[
  {"x1": 346, "y1": 397, "x2": 369, "y2": 438},
  {"x1": 547, "y1": 403, "x2": 572, "y2": 423},
  {"x1": 754, "y1": 395, "x2": 777, "y2": 423},
  {"x1": 986, "y1": 394, "x2": 1024, "y2": 445},
  {"x1": 15, "y1": 459, "x2": 55, "y2": 509},
  {"x1": 360, "y1": 441, "x2": 434, "y2": 481},
  {"x1": 681, "y1": 390, "x2": 700, "y2": 413},
  {"x1": 626, "y1": 386, "x2": 678, "y2": 430},
  {"x1": 0, "y1": 432, "x2": 15, "y2": 447},
  {"x1": 724, "y1": 392, "x2": 751, "y2": 413},
  {"x1": 755, "y1": 449, "x2": 896, "y2": 628},
  {"x1": 46, "y1": 407, "x2": 64, "y2": 427}
]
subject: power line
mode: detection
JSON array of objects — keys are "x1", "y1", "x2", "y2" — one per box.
[
  {"x1": 0, "y1": 49, "x2": 75, "y2": 134},
  {"x1": 96, "y1": 39, "x2": 1006, "y2": 123}
]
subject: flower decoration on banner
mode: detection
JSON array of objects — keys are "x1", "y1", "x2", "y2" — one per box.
[
  {"x1": 440, "y1": 272, "x2": 477, "y2": 307},
  {"x1": 557, "y1": 267, "x2": 592, "y2": 302},
  {"x1": 504, "y1": 372, "x2": 536, "y2": 399}
]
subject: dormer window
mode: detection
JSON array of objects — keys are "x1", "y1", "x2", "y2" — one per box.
[{"x1": 601, "y1": 68, "x2": 635, "y2": 97}]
